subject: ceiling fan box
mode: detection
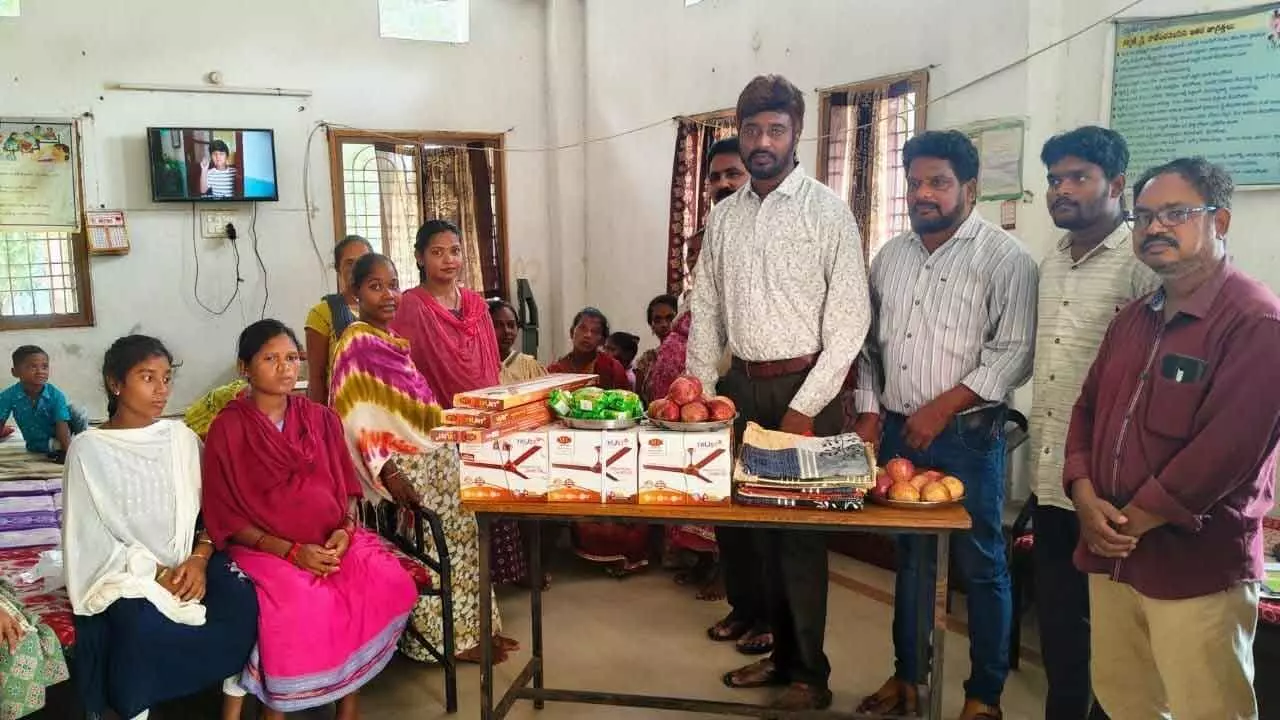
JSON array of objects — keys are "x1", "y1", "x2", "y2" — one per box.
[
  {"x1": 459, "y1": 430, "x2": 550, "y2": 501},
  {"x1": 638, "y1": 428, "x2": 733, "y2": 506},
  {"x1": 548, "y1": 427, "x2": 640, "y2": 504}
]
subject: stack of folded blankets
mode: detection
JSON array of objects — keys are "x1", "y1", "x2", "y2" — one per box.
[{"x1": 734, "y1": 422, "x2": 874, "y2": 511}]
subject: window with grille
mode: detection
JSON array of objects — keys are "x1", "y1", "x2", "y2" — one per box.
[
  {"x1": 0, "y1": 229, "x2": 93, "y2": 330},
  {"x1": 817, "y1": 71, "x2": 928, "y2": 259},
  {"x1": 328, "y1": 130, "x2": 508, "y2": 301}
]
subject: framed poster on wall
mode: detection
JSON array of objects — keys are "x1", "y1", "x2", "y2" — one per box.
[{"x1": 0, "y1": 118, "x2": 81, "y2": 231}]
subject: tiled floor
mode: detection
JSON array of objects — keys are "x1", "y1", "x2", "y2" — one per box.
[
  {"x1": 53, "y1": 551, "x2": 1048, "y2": 719},
  {"x1": 279, "y1": 551, "x2": 1047, "y2": 719}
]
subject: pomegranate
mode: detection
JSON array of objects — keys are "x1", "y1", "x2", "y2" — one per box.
[
  {"x1": 680, "y1": 401, "x2": 709, "y2": 423},
  {"x1": 667, "y1": 375, "x2": 703, "y2": 406},
  {"x1": 909, "y1": 473, "x2": 932, "y2": 491},
  {"x1": 885, "y1": 458, "x2": 915, "y2": 485},
  {"x1": 706, "y1": 395, "x2": 737, "y2": 421},
  {"x1": 873, "y1": 469, "x2": 893, "y2": 497},
  {"x1": 648, "y1": 398, "x2": 670, "y2": 418}
]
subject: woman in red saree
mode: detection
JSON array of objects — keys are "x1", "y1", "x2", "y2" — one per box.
[
  {"x1": 202, "y1": 320, "x2": 417, "y2": 719},
  {"x1": 388, "y1": 219, "x2": 528, "y2": 589},
  {"x1": 548, "y1": 307, "x2": 651, "y2": 577},
  {"x1": 547, "y1": 308, "x2": 632, "y2": 391}
]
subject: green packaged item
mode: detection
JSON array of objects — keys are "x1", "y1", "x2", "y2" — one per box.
[
  {"x1": 570, "y1": 387, "x2": 605, "y2": 415},
  {"x1": 599, "y1": 389, "x2": 642, "y2": 417},
  {"x1": 548, "y1": 388, "x2": 572, "y2": 417}
]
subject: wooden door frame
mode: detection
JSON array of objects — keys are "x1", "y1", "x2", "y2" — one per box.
[{"x1": 325, "y1": 128, "x2": 511, "y2": 300}]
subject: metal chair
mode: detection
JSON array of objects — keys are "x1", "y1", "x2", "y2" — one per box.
[{"x1": 360, "y1": 501, "x2": 458, "y2": 713}]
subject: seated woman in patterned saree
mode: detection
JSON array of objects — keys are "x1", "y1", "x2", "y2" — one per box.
[
  {"x1": 331, "y1": 253, "x2": 518, "y2": 665},
  {"x1": 0, "y1": 578, "x2": 68, "y2": 720},
  {"x1": 202, "y1": 319, "x2": 417, "y2": 719}
]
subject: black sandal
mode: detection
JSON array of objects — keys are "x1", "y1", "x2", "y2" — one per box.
[{"x1": 735, "y1": 628, "x2": 774, "y2": 655}]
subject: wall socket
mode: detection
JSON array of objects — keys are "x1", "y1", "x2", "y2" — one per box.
[{"x1": 201, "y1": 210, "x2": 235, "y2": 239}]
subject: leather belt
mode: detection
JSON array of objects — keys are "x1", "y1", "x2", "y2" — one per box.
[{"x1": 732, "y1": 354, "x2": 818, "y2": 380}]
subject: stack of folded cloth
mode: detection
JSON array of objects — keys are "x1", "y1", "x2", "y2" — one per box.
[{"x1": 734, "y1": 422, "x2": 874, "y2": 511}]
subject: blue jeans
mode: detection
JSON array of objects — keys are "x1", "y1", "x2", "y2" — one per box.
[{"x1": 881, "y1": 409, "x2": 1011, "y2": 707}]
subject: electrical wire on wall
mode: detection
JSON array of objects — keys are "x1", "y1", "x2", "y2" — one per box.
[
  {"x1": 299, "y1": 0, "x2": 1146, "y2": 270},
  {"x1": 190, "y1": 203, "x2": 242, "y2": 315},
  {"x1": 250, "y1": 201, "x2": 269, "y2": 319}
]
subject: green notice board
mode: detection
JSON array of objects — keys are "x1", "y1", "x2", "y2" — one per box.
[{"x1": 1111, "y1": 4, "x2": 1280, "y2": 186}]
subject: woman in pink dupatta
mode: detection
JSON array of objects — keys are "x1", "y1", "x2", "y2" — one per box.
[
  {"x1": 389, "y1": 219, "x2": 529, "y2": 589},
  {"x1": 202, "y1": 320, "x2": 417, "y2": 719}
]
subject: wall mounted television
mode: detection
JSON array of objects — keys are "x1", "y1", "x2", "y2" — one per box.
[{"x1": 147, "y1": 127, "x2": 279, "y2": 202}]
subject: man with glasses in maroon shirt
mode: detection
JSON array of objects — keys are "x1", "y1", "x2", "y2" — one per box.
[{"x1": 1065, "y1": 157, "x2": 1280, "y2": 719}]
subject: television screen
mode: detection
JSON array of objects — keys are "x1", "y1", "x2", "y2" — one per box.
[{"x1": 147, "y1": 127, "x2": 279, "y2": 202}]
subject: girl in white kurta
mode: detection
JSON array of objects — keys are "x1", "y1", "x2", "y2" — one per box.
[{"x1": 63, "y1": 335, "x2": 258, "y2": 720}]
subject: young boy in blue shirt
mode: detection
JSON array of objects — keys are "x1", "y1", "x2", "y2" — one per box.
[{"x1": 0, "y1": 345, "x2": 87, "y2": 460}]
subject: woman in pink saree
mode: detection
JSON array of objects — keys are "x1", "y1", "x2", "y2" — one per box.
[
  {"x1": 202, "y1": 319, "x2": 417, "y2": 719},
  {"x1": 389, "y1": 219, "x2": 528, "y2": 589}
]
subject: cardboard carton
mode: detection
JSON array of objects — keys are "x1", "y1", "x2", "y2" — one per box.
[
  {"x1": 637, "y1": 428, "x2": 733, "y2": 505},
  {"x1": 454, "y1": 373, "x2": 596, "y2": 411},
  {"x1": 459, "y1": 430, "x2": 550, "y2": 502},
  {"x1": 546, "y1": 427, "x2": 639, "y2": 503}
]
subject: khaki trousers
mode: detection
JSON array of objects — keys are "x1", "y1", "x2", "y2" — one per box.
[{"x1": 1089, "y1": 574, "x2": 1258, "y2": 720}]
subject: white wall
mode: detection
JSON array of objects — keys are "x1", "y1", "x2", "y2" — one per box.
[
  {"x1": 0, "y1": 0, "x2": 552, "y2": 418},
  {"x1": 583, "y1": 0, "x2": 1031, "y2": 349}
]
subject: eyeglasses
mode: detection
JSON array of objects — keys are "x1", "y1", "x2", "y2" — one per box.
[{"x1": 1128, "y1": 206, "x2": 1218, "y2": 230}]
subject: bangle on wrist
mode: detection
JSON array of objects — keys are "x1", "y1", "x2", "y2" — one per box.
[{"x1": 286, "y1": 543, "x2": 301, "y2": 566}]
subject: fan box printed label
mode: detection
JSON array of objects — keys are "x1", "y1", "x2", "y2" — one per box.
[
  {"x1": 459, "y1": 431, "x2": 549, "y2": 502},
  {"x1": 547, "y1": 427, "x2": 638, "y2": 503},
  {"x1": 637, "y1": 428, "x2": 732, "y2": 506}
]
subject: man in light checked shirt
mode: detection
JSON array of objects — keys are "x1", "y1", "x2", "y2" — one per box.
[
  {"x1": 687, "y1": 74, "x2": 870, "y2": 713},
  {"x1": 853, "y1": 131, "x2": 1038, "y2": 720},
  {"x1": 1030, "y1": 127, "x2": 1156, "y2": 720}
]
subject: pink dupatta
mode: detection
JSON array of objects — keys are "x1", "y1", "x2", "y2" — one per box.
[{"x1": 389, "y1": 287, "x2": 499, "y2": 408}]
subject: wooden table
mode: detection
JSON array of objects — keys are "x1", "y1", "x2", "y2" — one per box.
[{"x1": 463, "y1": 500, "x2": 971, "y2": 720}]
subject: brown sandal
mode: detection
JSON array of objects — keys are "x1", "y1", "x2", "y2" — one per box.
[
  {"x1": 721, "y1": 659, "x2": 787, "y2": 689},
  {"x1": 856, "y1": 677, "x2": 919, "y2": 716},
  {"x1": 706, "y1": 614, "x2": 750, "y2": 642}
]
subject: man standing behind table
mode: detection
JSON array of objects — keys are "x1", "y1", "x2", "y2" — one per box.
[
  {"x1": 1030, "y1": 126, "x2": 1158, "y2": 720},
  {"x1": 1065, "y1": 158, "x2": 1280, "y2": 720},
  {"x1": 687, "y1": 74, "x2": 869, "y2": 712},
  {"x1": 853, "y1": 130, "x2": 1038, "y2": 720}
]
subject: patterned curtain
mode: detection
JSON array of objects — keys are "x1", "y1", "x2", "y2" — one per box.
[
  {"x1": 665, "y1": 116, "x2": 737, "y2": 296},
  {"x1": 374, "y1": 144, "x2": 422, "y2": 283},
  {"x1": 422, "y1": 147, "x2": 485, "y2": 292}
]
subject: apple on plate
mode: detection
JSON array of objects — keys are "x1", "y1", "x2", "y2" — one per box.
[
  {"x1": 873, "y1": 469, "x2": 892, "y2": 498},
  {"x1": 921, "y1": 481, "x2": 951, "y2": 502},
  {"x1": 909, "y1": 473, "x2": 933, "y2": 491},
  {"x1": 941, "y1": 475, "x2": 965, "y2": 500},
  {"x1": 888, "y1": 482, "x2": 920, "y2": 502},
  {"x1": 885, "y1": 458, "x2": 915, "y2": 485}
]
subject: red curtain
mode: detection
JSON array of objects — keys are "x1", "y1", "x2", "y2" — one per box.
[{"x1": 665, "y1": 117, "x2": 736, "y2": 296}]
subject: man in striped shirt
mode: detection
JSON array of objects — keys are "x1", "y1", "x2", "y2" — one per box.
[
  {"x1": 1030, "y1": 127, "x2": 1157, "y2": 720},
  {"x1": 854, "y1": 130, "x2": 1038, "y2": 720}
]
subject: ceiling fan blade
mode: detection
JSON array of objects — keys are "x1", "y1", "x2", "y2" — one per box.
[
  {"x1": 552, "y1": 463, "x2": 599, "y2": 472},
  {"x1": 606, "y1": 447, "x2": 632, "y2": 465},
  {"x1": 511, "y1": 446, "x2": 540, "y2": 466},
  {"x1": 694, "y1": 449, "x2": 725, "y2": 469}
]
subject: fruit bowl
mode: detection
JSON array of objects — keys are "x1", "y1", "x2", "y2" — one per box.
[
  {"x1": 869, "y1": 493, "x2": 965, "y2": 510},
  {"x1": 645, "y1": 414, "x2": 738, "y2": 432}
]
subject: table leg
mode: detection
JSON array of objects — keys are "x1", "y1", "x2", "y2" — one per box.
[
  {"x1": 915, "y1": 534, "x2": 932, "y2": 688},
  {"x1": 479, "y1": 514, "x2": 494, "y2": 720},
  {"x1": 929, "y1": 531, "x2": 952, "y2": 720},
  {"x1": 530, "y1": 519, "x2": 545, "y2": 710}
]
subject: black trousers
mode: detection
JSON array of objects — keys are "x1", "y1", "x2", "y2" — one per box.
[
  {"x1": 718, "y1": 362, "x2": 841, "y2": 688},
  {"x1": 1033, "y1": 504, "x2": 1109, "y2": 720}
]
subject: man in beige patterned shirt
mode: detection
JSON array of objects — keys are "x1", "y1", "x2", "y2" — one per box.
[
  {"x1": 687, "y1": 74, "x2": 869, "y2": 712},
  {"x1": 1030, "y1": 126, "x2": 1157, "y2": 720}
]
